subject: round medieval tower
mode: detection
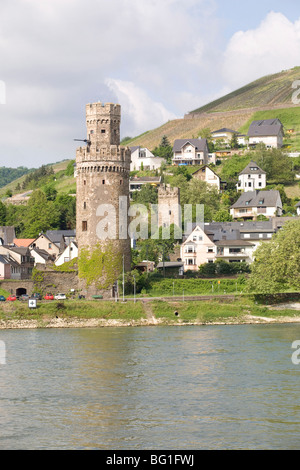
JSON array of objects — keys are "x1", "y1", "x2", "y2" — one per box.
[{"x1": 76, "y1": 102, "x2": 131, "y2": 297}]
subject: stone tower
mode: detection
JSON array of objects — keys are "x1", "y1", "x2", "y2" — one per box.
[
  {"x1": 158, "y1": 184, "x2": 181, "y2": 229},
  {"x1": 76, "y1": 102, "x2": 131, "y2": 297}
]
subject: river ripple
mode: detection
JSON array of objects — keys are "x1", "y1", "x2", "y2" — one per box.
[{"x1": 0, "y1": 324, "x2": 299, "y2": 449}]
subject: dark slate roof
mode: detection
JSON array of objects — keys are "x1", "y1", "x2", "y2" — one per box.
[
  {"x1": 31, "y1": 248, "x2": 51, "y2": 260},
  {"x1": 248, "y1": 119, "x2": 283, "y2": 137},
  {"x1": 45, "y1": 230, "x2": 76, "y2": 243},
  {"x1": 239, "y1": 161, "x2": 266, "y2": 175},
  {"x1": 0, "y1": 254, "x2": 10, "y2": 265},
  {"x1": 0, "y1": 254, "x2": 20, "y2": 268},
  {"x1": 211, "y1": 128, "x2": 238, "y2": 134},
  {"x1": 231, "y1": 190, "x2": 282, "y2": 209},
  {"x1": 173, "y1": 138, "x2": 208, "y2": 152},
  {"x1": 130, "y1": 146, "x2": 140, "y2": 152},
  {"x1": 8, "y1": 246, "x2": 30, "y2": 255}
]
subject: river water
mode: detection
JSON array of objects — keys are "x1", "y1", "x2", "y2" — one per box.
[{"x1": 0, "y1": 324, "x2": 300, "y2": 450}]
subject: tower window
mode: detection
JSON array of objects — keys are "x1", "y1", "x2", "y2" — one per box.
[
  {"x1": 82, "y1": 221, "x2": 87, "y2": 232},
  {"x1": 101, "y1": 129, "x2": 106, "y2": 133},
  {"x1": 120, "y1": 179, "x2": 122, "y2": 185},
  {"x1": 83, "y1": 202, "x2": 86, "y2": 209},
  {"x1": 84, "y1": 180, "x2": 86, "y2": 185},
  {"x1": 102, "y1": 180, "x2": 105, "y2": 184}
]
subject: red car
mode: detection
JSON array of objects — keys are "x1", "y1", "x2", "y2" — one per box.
[
  {"x1": 44, "y1": 294, "x2": 54, "y2": 300},
  {"x1": 6, "y1": 295, "x2": 17, "y2": 301}
]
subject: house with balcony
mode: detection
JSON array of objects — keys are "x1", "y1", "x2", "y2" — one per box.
[
  {"x1": 230, "y1": 190, "x2": 282, "y2": 220},
  {"x1": 180, "y1": 224, "x2": 255, "y2": 272},
  {"x1": 172, "y1": 138, "x2": 209, "y2": 166},
  {"x1": 130, "y1": 146, "x2": 165, "y2": 171},
  {"x1": 247, "y1": 119, "x2": 284, "y2": 148},
  {"x1": 237, "y1": 161, "x2": 266, "y2": 192}
]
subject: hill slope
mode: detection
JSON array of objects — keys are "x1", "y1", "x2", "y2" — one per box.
[
  {"x1": 128, "y1": 67, "x2": 300, "y2": 150},
  {"x1": 189, "y1": 67, "x2": 300, "y2": 114}
]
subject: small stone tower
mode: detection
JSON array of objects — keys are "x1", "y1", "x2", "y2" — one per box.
[
  {"x1": 158, "y1": 184, "x2": 181, "y2": 229},
  {"x1": 76, "y1": 102, "x2": 131, "y2": 297}
]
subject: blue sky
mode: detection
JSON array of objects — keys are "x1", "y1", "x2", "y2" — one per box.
[{"x1": 0, "y1": 0, "x2": 300, "y2": 168}]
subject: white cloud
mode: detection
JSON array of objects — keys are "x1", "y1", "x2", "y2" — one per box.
[
  {"x1": 222, "y1": 12, "x2": 300, "y2": 89},
  {"x1": 105, "y1": 78, "x2": 178, "y2": 137},
  {"x1": 0, "y1": 0, "x2": 220, "y2": 166}
]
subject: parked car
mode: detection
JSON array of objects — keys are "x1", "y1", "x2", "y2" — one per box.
[
  {"x1": 19, "y1": 294, "x2": 29, "y2": 301},
  {"x1": 0, "y1": 295, "x2": 6, "y2": 301},
  {"x1": 44, "y1": 294, "x2": 54, "y2": 300},
  {"x1": 54, "y1": 293, "x2": 66, "y2": 300},
  {"x1": 6, "y1": 295, "x2": 17, "y2": 301},
  {"x1": 31, "y1": 293, "x2": 41, "y2": 300}
]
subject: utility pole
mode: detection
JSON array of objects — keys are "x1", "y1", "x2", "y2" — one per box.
[{"x1": 122, "y1": 254, "x2": 125, "y2": 302}]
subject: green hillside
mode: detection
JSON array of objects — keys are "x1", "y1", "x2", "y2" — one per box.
[
  {"x1": 189, "y1": 67, "x2": 300, "y2": 114},
  {"x1": 0, "y1": 159, "x2": 75, "y2": 199}
]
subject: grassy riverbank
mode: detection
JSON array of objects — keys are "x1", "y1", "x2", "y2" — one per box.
[{"x1": 0, "y1": 296, "x2": 300, "y2": 329}]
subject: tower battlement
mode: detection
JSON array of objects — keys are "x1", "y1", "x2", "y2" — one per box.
[
  {"x1": 86, "y1": 102, "x2": 121, "y2": 118},
  {"x1": 76, "y1": 144, "x2": 131, "y2": 166},
  {"x1": 158, "y1": 184, "x2": 180, "y2": 198}
]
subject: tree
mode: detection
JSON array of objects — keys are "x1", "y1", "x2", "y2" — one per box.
[
  {"x1": 22, "y1": 189, "x2": 59, "y2": 238},
  {"x1": 247, "y1": 219, "x2": 300, "y2": 293},
  {"x1": 131, "y1": 183, "x2": 158, "y2": 206},
  {"x1": 213, "y1": 209, "x2": 233, "y2": 222},
  {"x1": 152, "y1": 135, "x2": 173, "y2": 163},
  {"x1": 180, "y1": 179, "x2": 221, "y2": 222},
  {"x1": 0, "y1": 201, "x2": 6, "y2": 224}
]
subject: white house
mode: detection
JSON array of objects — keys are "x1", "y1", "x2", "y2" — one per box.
[
  {"x1": 230, "y1": 190, "x2": 282, "y2": 220},
  {"x1": 247, "y1": 119, "x2": 284, "y2": 148},
  {"x1": 55, "y1": 241, "x2": 78, "y2": 266},
  {"x1": 130, "y1": 146, "x2": 165, "y2": 172},
  {"x1": 237, "y1": 161, "x2": 266, "y2": 192},
  {"x1": 296, "y1": 201, "x2": 300, "y2": 216},
  {"x1": 192, "y1": 165, "x2": 227, "y2": 192},
  {"x1": 180, "y1": 224, "x2": 255, "y2": 272},
  {"x1": 172, "y1": 138, "x2": 209, "y2": 166}
]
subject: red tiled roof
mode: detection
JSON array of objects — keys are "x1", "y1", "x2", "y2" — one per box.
[{"x1": 13, "y1": 238, "x2": 35, "y2": 247}]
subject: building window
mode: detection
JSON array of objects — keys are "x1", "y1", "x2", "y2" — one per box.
[
  {"x1": 82, "y1": 221, "x2": 87, "y2": 232},
  {"x1": 84, "y1": 180, "x2": 86, "y2": 185},
  {"x1": 101, "y1": 129, "x2": 106, "y2": 133},
  {"x1": 83, "y1": 202, "x2": 86, "y2": 209},
  {"x1": 48, "y1": 243, "x2": 52, "y2": 249},
  {"x1": 207, "y1": 248, "x2": 214, "y2": 253},
  {"x1": 120, "y1": 180, "x2": 123, "y2": 185},
  {"x1": 169, "y1": 210, "x2": 172, "y2": 215},
  {"x1": 102, "y1": 180, "x2": 105, "y2": 184}
]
